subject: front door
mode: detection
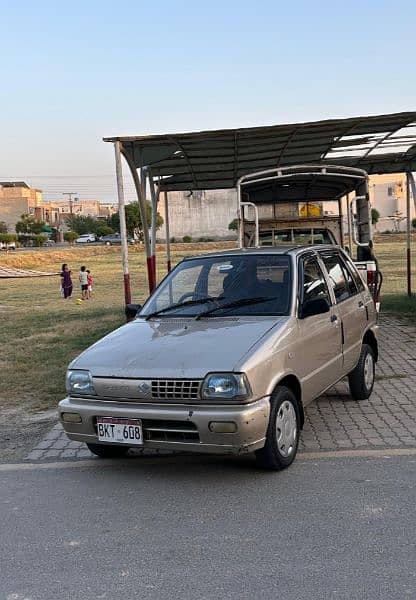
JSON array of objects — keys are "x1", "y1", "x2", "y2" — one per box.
[{"x1": 296, "y1": 255, "x2": 343, "y2": 403}]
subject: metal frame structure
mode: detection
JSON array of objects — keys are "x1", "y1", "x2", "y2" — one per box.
[{"x1": 105, "y1": 111, "x2": 416, "y2": 299}]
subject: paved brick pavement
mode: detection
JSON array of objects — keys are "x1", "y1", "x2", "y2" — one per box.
[{"x1": 25, "y1": 316, "x2": 416, "y2": 462}]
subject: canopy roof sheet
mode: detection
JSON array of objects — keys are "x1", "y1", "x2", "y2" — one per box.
[{"x1": 104, "y1": 111, "x2": 416, "y2": 191}]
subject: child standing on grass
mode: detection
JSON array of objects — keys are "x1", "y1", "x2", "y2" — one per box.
[
  {"x1": 60, "y1": 264, "x2": 73, "y2": 299},
  {"x1": 79, "y1": 265, "x2": 88, "y2": 300},
  {"x1": 87, "y1": 269, "x2": 93, "y2": 299}
]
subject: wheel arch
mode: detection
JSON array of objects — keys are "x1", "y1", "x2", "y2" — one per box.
[
  {"x1": 363, "y1": 329, "x2": 378, "y2": 362},
  {"x1": 273, "y1": 374, "x2": 304, "y2": 429}
]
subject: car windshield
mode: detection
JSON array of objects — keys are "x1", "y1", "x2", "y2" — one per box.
[
  {"x1": 260, "y1": 228, "x2": 333, "y2": 246},
  {"x1": 140, "y1": 254, "x2": 292, "y2": 318}
]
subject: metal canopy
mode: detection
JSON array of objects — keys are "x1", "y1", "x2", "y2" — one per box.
[{"x1": 104, "y1": 111, "x2": 416, "y2": 191}]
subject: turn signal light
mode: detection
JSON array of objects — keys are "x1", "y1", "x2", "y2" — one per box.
[
  {"x1": 61, "y1": 412, "x2": 82, "y2": 423},
  {"x1": 209, "y1": 421, "x2": 237, "y2": 433}
]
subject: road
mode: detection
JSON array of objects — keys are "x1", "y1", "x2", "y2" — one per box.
[{"x1": 1, "y1": 452, "x2": 415, "y2": 600}]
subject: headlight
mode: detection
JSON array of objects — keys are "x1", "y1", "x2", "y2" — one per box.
[
  {"x1": 66, "y1": 369, "x2": 96, "y2": 396},
  {"x1": 201, "y1": 373, "x2": 250, "y2": 401}
]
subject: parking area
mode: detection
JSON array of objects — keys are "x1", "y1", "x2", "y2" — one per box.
[{"x1": 25, "y1": 316, "x2": 416, "y2": 462}]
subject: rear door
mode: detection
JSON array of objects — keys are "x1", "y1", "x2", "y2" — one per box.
[
  {"x1": 319, "y1": 250, "x2": 368, "y2": 374},
  {"x1": 296, "y1": 254, "x2": 343, "y2": 401}
]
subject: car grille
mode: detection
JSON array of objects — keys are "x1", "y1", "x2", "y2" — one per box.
[
  {"x1": 143, "y1": 419, "x2": 200, "y2": 443},
  {"x1": 151, "y1": 379, "x2": 201, "y2": 401}
]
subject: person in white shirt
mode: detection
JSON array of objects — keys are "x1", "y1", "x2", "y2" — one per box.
[{"x1": 79, "y1": 265, "x2": 89, "y2": 300}]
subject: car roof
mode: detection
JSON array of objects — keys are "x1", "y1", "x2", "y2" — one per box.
[{"x1": 182, "y1": 244, "x2": 341, "y2": 261}]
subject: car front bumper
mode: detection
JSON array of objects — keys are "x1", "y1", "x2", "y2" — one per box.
[{"x1": 58, "y1": 396, "x2": 270, "y2": 454}]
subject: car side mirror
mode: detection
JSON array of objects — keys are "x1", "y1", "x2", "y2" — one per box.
[
  {"x1": 299, "y1": 297, "x2": 330, "y2": 319},
  {"x1": 125, "y1": 303, "x2": 142, "y2": 321}
]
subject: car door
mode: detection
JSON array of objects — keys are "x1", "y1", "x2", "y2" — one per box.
[
  {"x1": 296, "y1": 254, "x2": 343, "y2": 402},
  {"x1": 319, "y1": 250, "x2": 368, "y2": 374}
]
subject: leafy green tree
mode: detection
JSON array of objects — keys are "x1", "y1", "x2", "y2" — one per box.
[
  {"x1": 15, "y1": 214, "x2": 45, "y2": 235},
  {"x1": 95, "y1": 224, "x2": 115, "y2": 238},
  {"x1": 0, "y1": 233, "x2": 17, "y2": 243},
  {"x1": 64, "y1": 231, "x2": 79, "y2": 244},
  {"x1": 228, "y1": 218, "x2": 238, "y2": 231},
  {"x1": 65, "y1": 215, "x2": 99, "y2": 235},
  {"x1": 108, "y1": 201, "x2": 163, "y2": 239},
  {"x1": 0, "y1": 221, "x2": 8, "y2": 234},
  {"x1": 371, "y1": 208, "x2": 380, "y2": 227}
]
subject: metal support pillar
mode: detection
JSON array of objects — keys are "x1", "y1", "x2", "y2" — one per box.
[
  {"x1": 346, "y1": 193, "x2": 353, "y2": 253},
  {"x1": 113, "y1": 141, "x2": 131, "y2": 307},
  {"x1": 148, "y1": 170, "x2": 159, "y2": 287},
  {"x1": 164, "y1": 191, "x2": 172, "y2": 272},
  {"x1": 406, "y1": 172, "x2": 412, "y2": 297},
  {"x1": 121, "y1": 149, "x2": 154, "y2": 294}
]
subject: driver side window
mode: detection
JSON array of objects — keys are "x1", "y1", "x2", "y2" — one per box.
[{"x1": 301, "y1": 257, "x2": 331, "y2": 303}]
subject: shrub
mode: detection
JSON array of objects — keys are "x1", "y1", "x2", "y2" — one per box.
[
  {"x1": 64, "y1": 231, "x2": 79, "y2": 244},
  {"x1": 33, "y1": 234, "x2": 46, "y2": 247},
  {"x1": 182, "y1": 235, "x2": 192, "y2": 243},
  {"x1": 170, "y1": 237, "x2": 176, "y2": 243},
  {"x1": 0, "y1": 233, "x2": 17, "y2": 244},
  {"x1": 412, "y1": 218, "x2": 416, "y2": 230}
]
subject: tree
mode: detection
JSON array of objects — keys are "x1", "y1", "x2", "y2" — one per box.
[
  {"x1": 64, "y1": 231, "x2": 79, "y2": 244},
  {"x1": 412, "y1": 218, "x2": 416, "y2": 230},
  {"x1": 228, "y1": 218, "x2": 238, "y2": 232},
  {"x1": 371, "y1": 208, "x2": 380, "y2": 227},
  {"x1": 15, "y1": 214, "x2": 45, "y2": 235},
  {"x1": 95, "y1": 223, "x2": 115, "y2": 238},
  {"x1": 0, "y1": 233, "x2": 17, "y2": 243},
  {"x1": 0, "y1": 221, "x2": 8, "y2": 234},
  {"x1": 108, "y1": 201, "x2": 163, "y2": 239},
  {"x1": 65, "y1": 215, "x2": 99, "y2": 235}
]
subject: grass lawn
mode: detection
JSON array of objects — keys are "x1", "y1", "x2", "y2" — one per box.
[
  {"x1": 0, "y1": 243, "x2": 232, "y2": 414},
  {"x1": 0, "y1": 235, "x2": 414, "y2": 415}
]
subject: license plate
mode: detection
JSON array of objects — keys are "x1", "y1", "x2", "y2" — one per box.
[{"x1": 97, "y1": 417, "x2": 143, "y2": 445}]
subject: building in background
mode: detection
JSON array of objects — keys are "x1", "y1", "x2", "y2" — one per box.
[
  {"x1": 0, "y1": 182, "x2": 43, "y2": 231},
  {"x1": 369, "y1": 173, "x2": 415, "y2": 232}
]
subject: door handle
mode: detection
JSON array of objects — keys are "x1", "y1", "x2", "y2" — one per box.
[
  {"x1": 330, "y1": 314, "x2": 338, "y2": 323},
  {"x1": 358, "y1": 301, "x2": 365, "y2": 309}
]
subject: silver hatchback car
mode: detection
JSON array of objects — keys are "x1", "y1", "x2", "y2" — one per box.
[{"x1": 59, "y1": 246, "x2": 378, "y2": 470}]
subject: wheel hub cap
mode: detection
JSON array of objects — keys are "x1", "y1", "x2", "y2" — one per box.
[
  {"x1": 364, "y1": 353, "x2": 374, "y2": 389},
  {"x1": 276, "y1": 401, "x2": 297, "y2": 457}
]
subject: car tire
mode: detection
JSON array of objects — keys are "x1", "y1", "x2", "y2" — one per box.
[
  {"x1": 86, "y1": 443, "x2": 129, "y2": 458},
  {"x1": 255, "y1": 386, "x2": 300, "y2": 471},
  {"x1": 348, "y1": 343, "x2": 375, "y2": 400}
]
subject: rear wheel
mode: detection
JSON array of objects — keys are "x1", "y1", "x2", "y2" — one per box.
[
  {"x1": 255, "y1": 386, "x2": 300, "y2": 470},
  {"x1": 86, "y1": 443, "x2": 129, "y2": 458},
  {"x1": 348, "y1": 343, "x2": 375, "y2": 400}
]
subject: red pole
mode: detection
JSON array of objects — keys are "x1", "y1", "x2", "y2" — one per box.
[
  {"x1": 147, "y1": 256, "x2": 156, "y2": 293},
  {"x1": 124, "y1": 273, "x2": 132, "y2": 304}
]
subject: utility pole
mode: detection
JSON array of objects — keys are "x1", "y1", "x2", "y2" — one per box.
[{"x1": 62, "y1": 192, "x2": 78, "y2": 214}]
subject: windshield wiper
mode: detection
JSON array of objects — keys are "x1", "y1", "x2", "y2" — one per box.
[
  {"x1": 144, "y1": 297, "x2": 216, "y2": 320},
  {"x1": 195, "y1": 296, "x2": 274, "y2": 320}
]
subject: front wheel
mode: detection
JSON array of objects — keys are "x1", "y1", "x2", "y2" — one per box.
[
  {"x1": 255, "y1": 387, "x2": 300, "y2": 471},
  {"x1": 348, "y1": 343, "x2": 375, "y2": 400},
  {"x1": 86, "y1": 443, "x2": 129, "y2": 458}
]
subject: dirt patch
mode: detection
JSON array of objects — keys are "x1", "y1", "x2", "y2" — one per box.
[{"x1": 0, "y1": 406, "x2": 57, "y2": 463}]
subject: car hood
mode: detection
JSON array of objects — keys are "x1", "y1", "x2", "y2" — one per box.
[{"x1": 70, "y1": 316, "x2": 288, "y2": 378}]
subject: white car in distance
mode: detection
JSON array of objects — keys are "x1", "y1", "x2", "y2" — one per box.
[{"x1": 75, "y1": 234, "x2": 96, "y2": 244}]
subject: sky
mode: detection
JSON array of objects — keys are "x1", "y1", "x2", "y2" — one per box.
[{"x1": 1, "y1": 0, "x2": 415, "y2": 202}]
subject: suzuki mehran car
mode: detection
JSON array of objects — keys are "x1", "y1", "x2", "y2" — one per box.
[{"x1": 59, "y1": 246, "x2": 378, "y2": 470}]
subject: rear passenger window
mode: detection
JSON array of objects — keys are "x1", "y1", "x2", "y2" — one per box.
[
  {"x1": 319, "y1": 252, "x2": 357, "y2": 302},
  {"x1": 343, "y1": 255, "x2": 365, "y2": 292}
]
